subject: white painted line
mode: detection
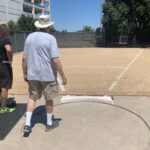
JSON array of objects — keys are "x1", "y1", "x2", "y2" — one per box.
[
  {"x1": 61, "y1": 95, "x2": 114, "y2": 105},
  {"x1": 108, "y1": 49, "x2": 143, "y2": 91},
  {"x1": 65, "y1": 66, "x2": 123, "y2": 69}
]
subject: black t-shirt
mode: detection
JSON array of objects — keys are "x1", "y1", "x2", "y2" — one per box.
[{"x1": 0, "y1": 38, "x2": 12, "y2": 62}]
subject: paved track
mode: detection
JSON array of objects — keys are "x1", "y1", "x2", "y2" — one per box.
[{"x1": 0, "y1": 95, "x2": 150, "y2": 150}]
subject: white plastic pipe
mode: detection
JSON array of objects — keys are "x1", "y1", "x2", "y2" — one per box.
[{"x1": 61, "y1": 95, "x2": 114, "y2": 105}]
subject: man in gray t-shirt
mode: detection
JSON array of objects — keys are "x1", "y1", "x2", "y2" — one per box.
[{"x1": 22, "y1": 15, "x2": 67, "y2": 134}]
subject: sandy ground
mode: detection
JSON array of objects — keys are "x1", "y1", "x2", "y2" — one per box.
[{"x1": 9, "y1": 47, "x2": 150, "y2": 96}]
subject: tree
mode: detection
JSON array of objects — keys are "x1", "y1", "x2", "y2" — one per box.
[
  {"x1": 8, "y1": 15, "x2": 36, "y2": 32},
  {"x1": 8, "y1": 15, "x2": 59, "y2": 33},
  {"x1": 17, "y1": 14, "x2": 36, "y2": 32},
  {"x1": 8, "y1": 20, "x2": 17, "y2": 31},
  {"x1": 102, "y1": 0, "x2": 150, "y2": 44},
  {"x1": 61, "y1": 30, "x2": 67, "y2": 32},
  {"x1": 78, "y1": 26, "x2": 95, "y2": 32},
  {"x1": 50, "y1": 26, "x2": 58, "y2": 32}
]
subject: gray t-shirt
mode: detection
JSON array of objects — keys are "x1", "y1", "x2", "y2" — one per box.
[{"x1": 24, "y1": 32, "x2": 60, "y2": 81}]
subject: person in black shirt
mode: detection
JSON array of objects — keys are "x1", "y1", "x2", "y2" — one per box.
[{"x1": 0, "y1": 24, "x2": 15, "y2": 113}]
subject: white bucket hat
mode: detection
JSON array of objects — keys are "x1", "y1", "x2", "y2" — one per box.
[{"x1": 34, "y1": 15, "x2": 54, "y2": 28}]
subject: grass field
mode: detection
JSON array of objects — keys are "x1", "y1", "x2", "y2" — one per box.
[{"x1": 9, "y1": 47, "x2": 150, "y2": 96}]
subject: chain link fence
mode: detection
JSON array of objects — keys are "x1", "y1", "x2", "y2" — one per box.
[
  {"x1": 10, "y1": 31, "x2": 30, "y2": 53},
  {"x1": 10, "y1": 31, "x2": 104, "y2": 52},
  {"x1": 52, "y1": 32, "x2": 98, "y2": 48}
]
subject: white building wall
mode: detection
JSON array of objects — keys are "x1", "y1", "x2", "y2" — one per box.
[
  {"x1": 0, "y1": 0, "x2": 50, "y2": 24},
  {"x1": 0, "y1": 1, "x2": 7, "y2": 23}
]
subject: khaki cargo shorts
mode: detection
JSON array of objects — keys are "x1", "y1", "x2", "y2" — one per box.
[{"x1": 28, "y1": 80, "x2": 59, "y2": 101}]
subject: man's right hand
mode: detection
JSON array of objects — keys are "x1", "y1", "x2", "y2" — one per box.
[{"x1": 62, "y1": 75, "x2": 67, "y2": 85}]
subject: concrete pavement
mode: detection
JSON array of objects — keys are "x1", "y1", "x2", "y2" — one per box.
[{"x1": 0, "y1": 95, "x2": 150, "y2": 150}]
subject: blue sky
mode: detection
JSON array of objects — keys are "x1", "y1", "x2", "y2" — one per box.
[{"x1": 51, "y1": 0, "x2": 105, "y2": 32}]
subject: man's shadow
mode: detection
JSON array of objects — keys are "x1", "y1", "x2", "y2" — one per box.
[{"x1": 23, "y1": 105, "x2": 62, "y2": 137}]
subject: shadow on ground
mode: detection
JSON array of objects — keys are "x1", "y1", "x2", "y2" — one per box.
[
  {"x1": 0, "y1": 97, "x2": 26, "y2": 140},
  {"x1": 23, "y1": 105, "x2": 62, "y2": 137},
  {"x1": 31, "y1": 105, "x2": 62, "y2": 126},
  {"x1": 31, "y1": 105, "x2": 47, "y2": 126}
]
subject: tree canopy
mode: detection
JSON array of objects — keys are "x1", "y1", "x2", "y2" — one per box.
[
  {"x1": 77, "y1": 26, "x2": 95, "y2": 32},
  {"x1": 8, "y1": 15, "x2": 36, "y2": 32},
  {"x1": 102, "y1": 0, "x2": 150, "y2": 44},
  {"x1": 8, "y1": 15, "x2": 57, "y2": 32}
]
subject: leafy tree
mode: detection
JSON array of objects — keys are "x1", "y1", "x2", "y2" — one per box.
[
  {"x1": 8, "y1": 20, "x2": 17, "y2": 31},
  {"x1": 8, "y1": 15, "x2": 36, "y2": 32},
  {"x1": 61, "y1": 30, "x2": 67, "y2": 32},
  {"x1": 50, "y1": 26, "x2": 59, "y2": 32},
  {"x1": 8, "y1": 15, "x2": 59, "y2": 33},
  {"x1": 78, "y1": 26, "x2": 95, "y2": 32},
  {"x1": 17, "y1": 14, "x2": 36, "y2": 32},
  {"x1": 102, "y1": 0, "x2": 150, "y2": 44}
]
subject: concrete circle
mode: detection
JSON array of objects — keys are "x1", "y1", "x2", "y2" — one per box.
[{"x1": 23, "y1": 102, "x2": 150, "y2": 150}]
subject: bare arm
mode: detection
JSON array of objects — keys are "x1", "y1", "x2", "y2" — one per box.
[
  {"x1": 52, "y1": 57, "x2": 67, "y2": 85},
  {"x1": 4, "y1": 44, "x2": 13, "y2": 64},
  {"x1": 22, "y1": 54, "x2": 28, "y2": 82}
]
